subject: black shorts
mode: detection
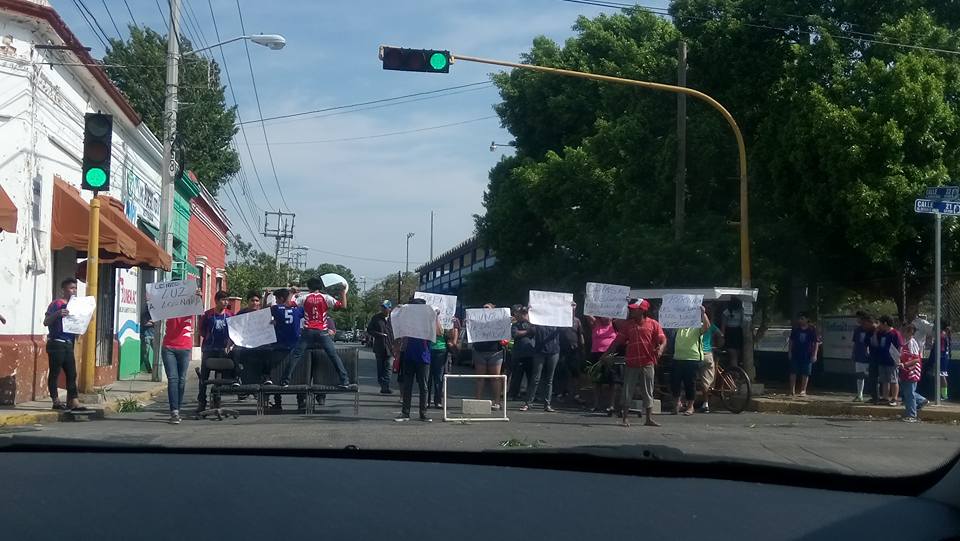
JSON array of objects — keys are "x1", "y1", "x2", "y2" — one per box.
[{"x1": 725, "y1": 327, "x2": 744, "y2": 350}]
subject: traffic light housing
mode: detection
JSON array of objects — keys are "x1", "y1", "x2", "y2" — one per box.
[
  {"x1": 82, "y1": 112, "x2": 113, "y2": 192},
  {"x1": 380, "y1": 46, "x2": 450, "y2": 73}
]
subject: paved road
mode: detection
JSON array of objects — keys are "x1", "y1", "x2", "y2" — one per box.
[{"x1": 3, "y1": 347, "x2": 958, "y2": 477}]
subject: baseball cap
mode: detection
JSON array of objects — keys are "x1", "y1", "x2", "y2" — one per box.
[
  {"x1": 381, "y1": 300, "x2": 393, "y2": 309},
  {"x1": 628, "y1": 299, "x2": 650, "y2": 311}
]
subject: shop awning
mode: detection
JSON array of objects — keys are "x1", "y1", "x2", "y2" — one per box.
[
  {"x1": 51, "y1": 178, "x2": 137, "y2": 259},
  {"x1": 0, "y1": 185, "x2": 17, "y2": 233},
  {"x1": 97, "y1": 195, "x2": 172, "y2": 271}
]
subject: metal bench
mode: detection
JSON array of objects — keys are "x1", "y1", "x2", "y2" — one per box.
[{"x1": 250, "y1": 346, "x2": 360, "y2": 415}]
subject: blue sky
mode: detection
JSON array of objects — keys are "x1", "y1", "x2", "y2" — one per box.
[{"x1": 52, "y1": 0, "x2": 669, "y2": 286}]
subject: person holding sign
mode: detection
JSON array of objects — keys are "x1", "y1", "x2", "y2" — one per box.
[
  {"x1": 279, "y1": 277, "x2": 354, "y2": 390},
  {"x1": 393, "y1": 298, "x2": 439, "y2": 422},
  {"x1": 472, "y1": 303, "x2": 506, "y2": 410},
  {"x1": 42, "y1": 278, "x2": 82, "y2": 411},
  {"x1": 162, "y1": 289, "x2": 200, "y2": 425},
  {"x1": 520, "y1": 323, "x2": 561, "y2": 413},
  {"x1": 196, "y1": 290, "x2": 234, "y2": 411},
  {"x1": 601, "y1": 299, "x2": 665, "y2": 427},
  {"x1": 671, "y1": 306, "x2": 711, "y2": 416}
]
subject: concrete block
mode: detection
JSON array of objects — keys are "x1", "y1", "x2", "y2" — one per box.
[
  {"x1": 462, "y1": 399, "x2": 492, "y2": 415},
  {"x1": 751, "y1": 383, "x2": 765, "y2": 395},
  {"x1": 632, "y1": 399, "x2": 661, "y2": 412}
]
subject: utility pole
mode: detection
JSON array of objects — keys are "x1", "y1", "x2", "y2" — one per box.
[
  {"x1": 430, "y1": 211, "x2": 434, "y2": 260},
  {"x1": 153, "y1": 0, "x2": 181, "y2": 382},
  {"x1": 674, "y1": 40, "x2": 687, "y2": 242},
  {"x1": 80, "y1": 197, "x2": 100, "y2": 393},
  {"x1": 397, "y1": 270, "x2": 402, "y2": 305},
  {"x1": 405, "y1": 232, "x2": 415, "y2": 273},
  {"x1": 935, "y1": 211, "x2": 942, "y2": 405},
  {"x1": 263, "y1": 210, "x2": 295, "y2": 267}
]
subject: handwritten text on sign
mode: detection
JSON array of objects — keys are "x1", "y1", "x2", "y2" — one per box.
[
  {"x1": 465, "y1": 307, "x2": 512, "y2": 343},
  {"x1": 390, "y1": 304, "x2": 438, "y2": 342},
  {"x1": 658, "y1": 294, "x2": 704, "y2": 329},
  {"x1": 62, "y1": 295, "x2": 96, "y2": 335},
  {"x1": 528, "y1": 290, "x2": 574, "y2": 327},
  {"x1": 584, "y1": 282, "x2": 630, "y2": 319},
  {"x1": 146, "y1": 279, "x2": 204, "y2": 321},
  {"x1": 227, "y1": 308, "x2": 276, "y2": 349},
  {"x1": 414, "y1": 291, "x2": 457, "y2": 330}
]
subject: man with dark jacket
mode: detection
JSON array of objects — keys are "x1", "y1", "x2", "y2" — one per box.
[
  {"x1": 509, "y1": 307, "x2": 535, "y2": 400},
  {"x1": 367, "y1": 300, "x2": 394, "y2": 394},
  {"x1": 557, "y1": 302, "x2": 586, "y2": 404}
]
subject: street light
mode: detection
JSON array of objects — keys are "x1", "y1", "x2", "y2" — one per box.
[
  {"x1": 405, "y1": 232, "x2": 415, "y2": 273},
  {"x1": 189, "y1": 34, "x2": 287, "y2": 55},
  {"x1": 489, "y1": 141, "x2": 516, "y2": 152}
]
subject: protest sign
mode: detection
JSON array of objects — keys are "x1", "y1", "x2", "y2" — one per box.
[
  {"x1": 320, "y1": 273, "x2": 349, "y2": 290},
  {"x1": 658, "y1": 294, "x2": 704, "y2": 328},
  {"x1": 414, "y1": 291, "x2": 457, "y2": 330},
  {"x1": 584, "y1": 282, "x2": 630, "y2": 319},
  {"x1": 465, "y1": 307, "x2": 512, "y2": 343},
  {"x1": 390, "y1": 304, "x2": 438, "y2": 342},
  {"x1": 146, "y1": 279, "x2": 203, "y2": 321},
  {"x1": 528, "y1": 290, "x2": 574, "y2": 327},
  {"x1": 227, "y1": 308, "x2": 276, "y2": 349},
  {"x1": 62, "y1": 296, "x2": 96, "y2": 335}
]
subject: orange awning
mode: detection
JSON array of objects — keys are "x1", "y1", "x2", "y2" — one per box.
[
  {"x1": 96, "y1": 195, "x2": 172, "y2": 271},
  {"x1": 51, "y1": 178, "x2": 137, "y2": 259},
  {"x1": 0, "y1": 185, "x2": 17, "y2": 233}
]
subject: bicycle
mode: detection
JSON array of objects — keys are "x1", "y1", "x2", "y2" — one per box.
[{"x1": 707, "y1": 358, "x2": 752, "y2": 414}]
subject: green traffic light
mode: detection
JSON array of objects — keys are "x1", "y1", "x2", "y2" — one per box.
[
  {"x1": 85, "y1": 167, "x2": 107, "y2": 188},
  {"x1": 429, "y1": 52, "x2": 448, "y2": 71}
]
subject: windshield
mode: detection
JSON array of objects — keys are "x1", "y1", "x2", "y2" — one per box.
[{"x1": 2, "y1": 0, "x2": 960, "y2": 481}]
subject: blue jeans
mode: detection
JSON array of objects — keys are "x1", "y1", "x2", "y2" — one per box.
[
  {"x1": 527, "y1": 353, "x2": 559, "y2": 406},
  {"x1": 428, "y1": 348, "x2": 447, "y2": 405},
  {"x1": 281, "y1": 329, "x2": 348, "y2": 385},
  {"x1": 162, "y1": 347, "x2": 191, "y2": 412},
  {"x1": 901, "y1": 380, "x2": 926, "y2": 418}
]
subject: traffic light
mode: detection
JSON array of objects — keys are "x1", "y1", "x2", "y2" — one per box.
[
  {"x1": 82, "y1": 112, "x2": 113, "y2": 191},
  {"x1": 380, "y1": 46, "x2": 450, "y2": 73}
]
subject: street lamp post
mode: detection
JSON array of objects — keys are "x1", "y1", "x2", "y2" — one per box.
[
  {"x1": 405, "y1": 232, "x2": 415, "y2": 273},
  {"x1": 489, "y1": 141, "x2": 516, "y2": 152},
  {"x1": 153, "y1": 0, "x2": 285, "y2": 381}
]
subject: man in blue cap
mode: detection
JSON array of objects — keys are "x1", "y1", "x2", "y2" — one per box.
[{"x1": 367, "y1": 300, "x2": 395, "y2": 394}]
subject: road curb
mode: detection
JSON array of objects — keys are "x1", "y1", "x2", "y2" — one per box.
[
  {"x1": 748, "y1": 397, "x2": 960, "y2": 423},
  {"x1": 0, "y1": 382, "x2": 168, "y2": 428}
]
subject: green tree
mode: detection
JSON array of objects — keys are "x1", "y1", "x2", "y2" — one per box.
[
  {"x1": 362, "y1": 272, "x2": 419, "y2": 313},
  {"x1": 225, "y1": 235, "x2": 294, "y2": 302},
  {"x1": 103, "y1": 26, "x2": 240, "y2": 194}
]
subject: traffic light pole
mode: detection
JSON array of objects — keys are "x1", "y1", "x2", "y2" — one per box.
[
  {"x1": 80, "y1": 196, "x2": 100, "y2": 393},
  {"x1": 154, "y1": 0, "x2": 181, "y2": 382}
]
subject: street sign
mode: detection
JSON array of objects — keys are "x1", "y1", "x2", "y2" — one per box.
[
  {"x1": 924, "y1": 186, "x2": 960, "y2": 201},
  {"x1": 916, "y1": 199, "x2": 960, "y2": 215}
]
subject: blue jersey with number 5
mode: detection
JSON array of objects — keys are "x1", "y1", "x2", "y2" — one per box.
[{"x1": 272, "y1": 304, "x2": 304, "y2": 350}]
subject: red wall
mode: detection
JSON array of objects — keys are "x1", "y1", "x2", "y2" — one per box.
[{"x1": 188, "y1": 202, "x2": 228, "y2": 290}]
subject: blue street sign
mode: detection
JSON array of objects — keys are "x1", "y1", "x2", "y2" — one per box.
[
  {"x1": 916, "y1": 198, "x2": 960, "y2": 215},
  {"x1": 924, "y1": 186, "x2": 960, "y2": 201}
]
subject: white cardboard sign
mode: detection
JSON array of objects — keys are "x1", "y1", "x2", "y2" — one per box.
[
  {"x1": 527, "y1": 290, "x2": 574, "y2": 327},
  {"x1": 390, "y1": 304, "x2": 438, "y2": 342},
  {"x1": 146, "y1": 279, "x2": 204, "y2": 321},
  {"x1": 414, "y1": 291, "x2": 457, "y2": 330},
  {"x1": 465, "y1": 307, "x2": 512, "y2": 343},
  {"x1": 584, "y1": 282, "x2": 630, "y2": 319},
  {"x1": 62, "y1": 295, "x2": 96, "y2": 335},
  {"x1": 659, "y1": 294, "x2": 704, "y2": 329},
  {"x1": 227, "y1": 308, "x2": 276, "y2": 349},
  {"x1": 320, "y1": 273, "x2": 349, "y2": 290}
]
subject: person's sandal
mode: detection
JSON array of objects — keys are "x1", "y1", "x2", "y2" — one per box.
[
  {"x1": 52, "y1": 403, "x2": 67, "y2": 410},
  {"x1": 519, "y1": 404, "x2": 529, "y2": 412}
]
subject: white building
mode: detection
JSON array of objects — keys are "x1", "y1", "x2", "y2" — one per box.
[{"x1": 0, "y1": 0, "x2": 170, "y2": 404}]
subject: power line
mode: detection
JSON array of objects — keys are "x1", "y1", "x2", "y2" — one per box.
[
  {"x1": 235, "y1": 0, "x2": 290, "y2": 210},
  {"x1": 223, "y1": 180, "x2": 265, "y2": 251},
  {"x1": 561, "y1": 0, "x2": 960, "y2": 56},
  {"x1": 207, "y1": 0, "x2": 276, "y2": 210},
  {"x1": 101, "y1": 0, "x2": 123, "y2": 39},
  {"x1": 239, "y1": 81, "x2": 493, "y2": 125},
  {"x1": 71, "y1": 0, "x2": 108, "y2": 49},
  {"x1": 122, "y1": 0, "x2": 138, "y2": 28},
  {"x1": 257, "y1": 115, "x2": 498, "y2": 145},
  {"x1": 154, "y1": 0, "x2": 165, "y2": 23},
  {"x1": 306, "y1": 247, "x2": 424, "y2": 266}
]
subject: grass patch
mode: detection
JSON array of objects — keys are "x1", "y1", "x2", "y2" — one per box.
[{"x1": 115, "y1": 397, "x2": 144, "y2": 413}]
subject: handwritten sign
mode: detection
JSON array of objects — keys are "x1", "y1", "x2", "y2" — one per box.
[
  {"x1": 390, "y1": 304, "x2": 438, "y2": 342},
  {"x1": 146, "y1": 279, "x2": 203, "y2": 321},
  {"x1": 414, "y1": 291, "x2": 457, "y2": 330},
  {"x1": 62, "y1": 295, "x2": 96, "y2": 335},
  {"x1": 658, "y1": 294, "x2": 704, "y2": 329},
  {"x1": 465, "y1": 307, "x2": 512, "y2": 343},
  {"x1": 528, "y1": 290, "x2": 574, "y2": 327},
  {"x1": 584, "y1": 282, "x2": 630, "y2": 319},
  {"x1": 227, "y1": 308, "x2": 276, "y2": 349}
]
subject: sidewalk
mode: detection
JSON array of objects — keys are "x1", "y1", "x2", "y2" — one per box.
[
  {"x1": 0, "y1": 366, "x2": 186, "y2": 428},
  {"x1": 748, "y1": 388, "x2": 960, "y2": 423}
]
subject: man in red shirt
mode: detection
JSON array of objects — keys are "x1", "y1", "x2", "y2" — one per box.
[
  {"x1": 279, "y1": 277, "x2": 355, "y2": 389},
  {"x1": 602, "y1": 299, "x2": 665, "y2": 427}
]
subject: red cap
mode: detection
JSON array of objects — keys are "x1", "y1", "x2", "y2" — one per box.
[{"x1": 628, "y1": 299, "x2": 650, "y2": 312}]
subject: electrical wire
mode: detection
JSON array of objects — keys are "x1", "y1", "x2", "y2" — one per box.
[
  {"x1": 239, "y1": 81, "x2": 493, "y2": 125},
  {"x1": 235, "y1": 0, "x2": 291, "y2": 210},
  {"x1": 306, "y1": 248, "x2": 424, "y2": 266},
  {"x1": 257, "y1": 115, "x2": 498, "y2": 145},
  {"x1": 101, "y1": 0, "x2": 123, "y2": 39},
  {"x1": 122, "y1": 0, "x2": 138, "y2": 28},
  {"x1": 71, "y1": 0, "x2": 108, "y2": 49}
]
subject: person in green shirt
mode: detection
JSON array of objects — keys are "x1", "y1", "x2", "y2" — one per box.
[
  {"x1": 427, "y1": 310, "x2": 460, "y2": 408},
  {"x1": 671, "y1": 305, "x2": 711, "y2": 416}
]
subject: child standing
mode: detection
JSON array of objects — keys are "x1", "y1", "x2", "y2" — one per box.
[{"x1": 900, "y1": 324, "x2": 927, "y2": 422}]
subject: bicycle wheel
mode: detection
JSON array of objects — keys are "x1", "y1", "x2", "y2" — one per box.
[{"x1": 718, "y1": 366, "x2": 752, "y2": 414}]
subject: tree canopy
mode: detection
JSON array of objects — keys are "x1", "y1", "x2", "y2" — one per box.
[{"x1": 103, "y1": 26, "x2": 240, "y2": 195}]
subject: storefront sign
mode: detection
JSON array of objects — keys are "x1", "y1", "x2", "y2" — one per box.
[{"x1": 125, "y1": 171, "x2": 160, "y2": 227}]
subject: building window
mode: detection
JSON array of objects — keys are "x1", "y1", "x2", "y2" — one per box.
[
  {"x1": 452, "y1": 258, "x2": 460, "y2": 271},
  {"x1": 463, "y1": 252, "x2": 472, "y2": 267},
  {"x1": 476, "y1": 247, "x2": 485, "y2": 261},
  {"x1": 216, "y1": 276, "x2": 223, "y2": 292}
]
